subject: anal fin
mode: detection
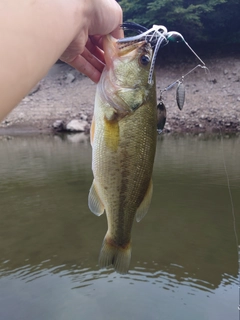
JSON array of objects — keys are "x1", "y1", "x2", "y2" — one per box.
[{"x1": 136, "y1": 179, "x2": 153, "y2": 222}]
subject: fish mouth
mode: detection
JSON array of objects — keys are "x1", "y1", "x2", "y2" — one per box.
[
  {"x1": 116, "y1": 23, "x2": 169, "y2": 84},
  {"x1": 103, "y1": 22, "x2": 168, "y2": 73},
  {"x1": 103, "y1": 34, "x2": 151, "y2": 71},
  {"x1": 118, "y1": 22, "x2": 168, "y2": 49}
]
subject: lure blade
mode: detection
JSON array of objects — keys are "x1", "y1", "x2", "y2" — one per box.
[
  {"x1": 176, "y1": 82, "x2": 185, "y2": 110},
  {"x1": 157, "y1": 101, "x2": 166, "y2": 132}
]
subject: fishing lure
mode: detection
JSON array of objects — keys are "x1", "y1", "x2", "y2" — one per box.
[
  {"x1": 118, "y1": 23, "x2": 206, "y2": 85},
  {"x1": 176, "y1": 81, "x2": 185, "y2": 110},
  {"x1": 119, "y1": 22, "x2": 208, "y2": 129},
  {"x1": 157, "y1": 99, "x2": 166, "y2": 133}
]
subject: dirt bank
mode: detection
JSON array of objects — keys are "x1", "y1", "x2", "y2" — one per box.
[{"x1": 1, "y1": 55, "x2": 240, "y2": 135}]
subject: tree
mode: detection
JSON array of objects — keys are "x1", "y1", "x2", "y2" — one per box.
[{"x1": 118, "y1": 0, "x2": 240, "y2": 45}]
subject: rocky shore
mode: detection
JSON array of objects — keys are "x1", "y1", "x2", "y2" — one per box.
[{"x1": 1, "y1": 55, "x2": 240, "y2": 135}]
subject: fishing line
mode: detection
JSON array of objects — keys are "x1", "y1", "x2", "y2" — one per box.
[
  {"x1": 183, "y1": 41, "x2": 205, "y2": 66},
  {"x1": 219, "y1": 128, "x2": 240, "y2": 316}
]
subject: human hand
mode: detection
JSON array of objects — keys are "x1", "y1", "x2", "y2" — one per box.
[{"x1": 60, "y1": 0, "x2": 123, "y2": 83}]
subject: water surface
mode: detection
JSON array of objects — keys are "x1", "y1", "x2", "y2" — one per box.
[{"x1": 0, "y1": 133, "x2": 239, "y2": 320}]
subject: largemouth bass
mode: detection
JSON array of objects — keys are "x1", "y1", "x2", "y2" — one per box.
[{"x1": 88, "y1": 34, "x2": 157, "y2": 274}]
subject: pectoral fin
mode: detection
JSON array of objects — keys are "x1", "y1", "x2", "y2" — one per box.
[
  {"x1": 136, "y1": 179, "x2": 153, "y2": 222},
  {"x1": 88, "y1": 181, "x2": 105, "y2": 216}
]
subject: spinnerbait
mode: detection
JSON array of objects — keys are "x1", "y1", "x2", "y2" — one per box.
[
  {"x1": 118, "y1": 23, "x2": 206, "y2": 85},
  {"x1": 118, "y1": 22, "x2": 208, "y2": 132}
]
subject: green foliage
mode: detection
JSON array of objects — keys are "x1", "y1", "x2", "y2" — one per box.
[{"x1": 118, "y1": 0, "x2": 240, "y2": 45}]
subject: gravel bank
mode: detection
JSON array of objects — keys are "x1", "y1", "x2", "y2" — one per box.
[{"x1": 1, "y1": 56, "x2": 240, "y2": 135}]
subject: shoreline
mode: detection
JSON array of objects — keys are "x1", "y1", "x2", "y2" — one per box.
[{"x1": 1, "y1": 56, "x2": 240, "y2": 135}]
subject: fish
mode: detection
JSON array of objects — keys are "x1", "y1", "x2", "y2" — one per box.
[{"x1": 88, "y1": 34, "x2": 157, "y2": 274}]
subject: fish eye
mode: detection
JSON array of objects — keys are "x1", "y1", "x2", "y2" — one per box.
[{"x1": 140, "y1": 54, "x2": 150, "y2": 66}]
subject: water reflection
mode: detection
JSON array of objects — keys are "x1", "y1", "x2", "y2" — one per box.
[{"x1": 0, "y1": 133, "x2": 239, "y2": 320}]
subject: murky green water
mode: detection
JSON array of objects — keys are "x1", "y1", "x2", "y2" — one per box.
[{"x1": 0, "y1": 133, "x2": 239, "y2": 320}]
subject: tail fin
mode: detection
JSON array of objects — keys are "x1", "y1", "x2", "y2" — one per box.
[{"x1": 98, "y1": 235, "x2": 131, "y2": 274}]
